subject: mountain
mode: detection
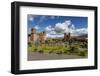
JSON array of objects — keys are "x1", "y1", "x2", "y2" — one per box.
[{"x1": 77, "y1": 34, "x2": 88, "y2": 39}]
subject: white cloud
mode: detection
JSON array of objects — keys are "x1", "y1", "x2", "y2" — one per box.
[
  {"x1": 55, "y1": 23, "x2": 67, "y2": 33},
  {"x1": 45, "y1": 25, "x2": 53, "y2": 32},
  {"x1": 64, "y1": 20, "x2": 71, "y2": 26},
  {"x1": 29, "y1": 16, "x2": 34, "y2": 21},
  {"x1": 76, "y1": 28, "x2": 87, "y2": 35},
  {"x1": 54, "y1": 20, "x2": 71, "y2": 33},
  {"x1": 70, "y1": 24, "x2": 75, "y2": 30},
  {"x1": 34, "y1": 26, "x2": 39, "y2": 30},
  {"x1": 47, "y1": 33, "x2": 64, "y2": 38},
  {"x1": 45, "y1": 20, "x2": 87, "y2": 38}
]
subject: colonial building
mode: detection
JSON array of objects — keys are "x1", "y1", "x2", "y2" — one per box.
[{"x1": 28, "y1": 28, "x2": 47, "y2": 44}]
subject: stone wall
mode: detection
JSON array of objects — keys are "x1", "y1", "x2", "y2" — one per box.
[{"x1": 28, "y1": 28, "x2": 47, "y2": 44}]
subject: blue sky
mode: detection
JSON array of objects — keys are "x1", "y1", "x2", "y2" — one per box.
[{"x1": 28, "y1": 15, "x2": 88, "y2": 38}]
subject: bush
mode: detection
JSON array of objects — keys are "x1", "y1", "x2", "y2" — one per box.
[
  {"x1": 33, "y1": 48, "x2": 38, "y2": 52},
  {"x1": 48, "y1": 50, "x2": 53, "y2": 53},
  {"x1": 28, "y1": 43, "x2": 87, "y2": 57},
  {"x1": 28, "y1": 42, "x2": 32, "y2": 47},
  {"x1": 38, "y1": 50, "x2": 44, "y2": 53},
  {"x1": 77, "y1": 51, "x2": 86, "y2": 56},
  {"x1": 56, "y1": 51, "x2": 62, "y2": 55},
  {"x1": 63, "y1": 48, "x2": 70, "y2": 54},
  {"x1": 63, "y1": 50, "x2": 68, "y2": 54}
]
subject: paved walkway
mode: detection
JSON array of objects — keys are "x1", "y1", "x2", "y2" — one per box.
[{"x1": 28, "y1": 52, "x2": 87, "y2": 61}]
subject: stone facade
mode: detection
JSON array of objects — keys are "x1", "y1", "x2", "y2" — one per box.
[
  {"x1": 28, "y1": 28, "x2": 87, "y2": 44},
  {"x1": 28, "y1": 28, "x2": 47, "y2": 44},
  {"x1": 63, "y1": 32, "x2": 87, "y2": 42},
  {"x1": 64, "y1": 32, "x2": 71, "y2": 41}
]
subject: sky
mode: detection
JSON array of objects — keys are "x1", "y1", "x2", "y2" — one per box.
[{"x1": 28, "y1": 15, "x2": 88, "y2": 38}]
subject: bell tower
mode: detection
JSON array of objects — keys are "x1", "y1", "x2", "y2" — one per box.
[{"x1": 30, "y1": 28, "x2": 37, "y2": 42}]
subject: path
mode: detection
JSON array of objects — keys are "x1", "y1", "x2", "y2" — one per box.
[{"x1": 28, "y1": 52, "x2": 87, "y2": 61}]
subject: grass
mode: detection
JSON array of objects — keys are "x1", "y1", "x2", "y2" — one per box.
[{"x1": 28, "y1": 43, "x2": 87, "y2": 57}]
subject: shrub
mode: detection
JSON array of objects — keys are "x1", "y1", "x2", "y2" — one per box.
[
  {"x1": 63, "y1": 50, "x2": 68, "y2": 54},
  {"x1": 56, "y1": 51, "x2": 62, "y2": 55},
  {"x1": 48, "y1": 50, "x2": 53, "y2": 53},
  {"x1": 77, "y1": 51, "x2": 86, "y2": 56},
  {"x1": 38, "y1": 50, "x2": 44, "y2": 53},
  {"x1": 33, "y1": 48, "x2": 38, "y2": 52},
  {"x1": 28, "y1": 42, "x2": 32, "y2": 47}
]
